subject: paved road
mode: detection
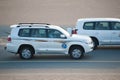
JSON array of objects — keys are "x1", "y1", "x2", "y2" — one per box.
[
  {"x1": 0, "y1": 45, "x2": 120, "y2": 80},
  {"x1": 0, "y1": 45, "x2": 120, "y2": 68}
]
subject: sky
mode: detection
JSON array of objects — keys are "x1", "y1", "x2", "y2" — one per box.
[{"x1": 0, "y1": 0, "x2": 120, "y2": 26}]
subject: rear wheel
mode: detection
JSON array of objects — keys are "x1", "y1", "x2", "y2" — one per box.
[
  {"x1": 19, "y1": 47, "x2": 34, "y2": 59},
  {"x1": 70, "y1": 46, "x2": 84, "y2": 59}
]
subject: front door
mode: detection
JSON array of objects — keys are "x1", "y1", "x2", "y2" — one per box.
[{"x1": 47, "y1": 29, "x2": 67, "y2": 54}]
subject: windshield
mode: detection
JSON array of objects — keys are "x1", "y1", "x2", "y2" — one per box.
[{"x1": 57, "y1": 26, "x2": 70, "y2": 37}]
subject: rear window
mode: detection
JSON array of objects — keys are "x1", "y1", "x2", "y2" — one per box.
[
  {"x1": 83, "y1": 22, "x2": 94, "y2": 30},
  {"x1": 18, "y1": 28, "x2": 30, "y2": 37}
]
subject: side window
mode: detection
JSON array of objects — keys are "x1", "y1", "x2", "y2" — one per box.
[
  {"x1": 38, "y1": 29, "x2": 47, "y2": 38},
  {"x1": 48, "y1": 29, "x2": 63, "y2": 38},
  {"x1": 19, "y1": 28, "x2": 30, "y2": 37},
  {"x1": 83, "y1": 22, "x2": 94, "y2": 30},
  {"x1": 19, "y1": 28, "x2": 47, "y2": 38},
  {"x1": 111, "y1": 22, "x2": 120, "y2": 30},
  {"x1": 31, "y1": 29, "x2": 47, "y2": 38},
  {"x1": 95, "y1": 22, "x2": 110, "y2": 30},
  {"x1": 31, "y1": 29, "x2": 38, "y2": 37}
]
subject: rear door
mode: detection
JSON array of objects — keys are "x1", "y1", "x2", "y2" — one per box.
[
  {"x1": 30, "y1": 28, "x2": 49, "y2": 53},
  {"x1": 94, "y1": 22, "x2": 111, "y2": 45}
]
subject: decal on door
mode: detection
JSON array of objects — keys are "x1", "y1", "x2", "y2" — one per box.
[{"x1": 62, "y1": 43, "x2": 67, "y2": 48}]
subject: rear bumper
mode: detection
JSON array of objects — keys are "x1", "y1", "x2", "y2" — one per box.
[{"x1": 5, "y1": 43, "x2": 18, "y2": 54}]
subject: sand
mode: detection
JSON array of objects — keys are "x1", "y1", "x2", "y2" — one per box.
[
  {"x1": 0, "y1": 69, "x2": 120, "y2": 80},
  {"x1": 0, "y1": 0, "x2": 120, "y2": 25}
]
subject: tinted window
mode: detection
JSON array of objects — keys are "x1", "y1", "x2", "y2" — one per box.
[
  {"x1": 111, "y1": 22, "x2": 120, "y2": 30},
  {"x1": 48, "y1": 29, "x2": 63, "y2": 38},
  {"x1": 83, "y1": 22, "x2": 94, "y2": 30},
  {"x1": 31, "y1": 29, "x2": 46, "y2": 38},
  {"x1": 19, "y1": 28, "x2": 47, "y2": 38},
  {"x1": 95, "y1": 22, "x2": 110, "y2": 30},
  {"x1": 19, "y1": 28, "x2": 30, "y2": 37}
]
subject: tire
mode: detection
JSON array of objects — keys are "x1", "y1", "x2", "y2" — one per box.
[
  {"x1": 92, "y1": 38, "x2": 98, "y2": 50},
  {"x1": 19, "y1": 47, "x2": 34, "y2": 59},
  {"x1": 70, "y1": 46, "x2": 84, "y2": 59}
]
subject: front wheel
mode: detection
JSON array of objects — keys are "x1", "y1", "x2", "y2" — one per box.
[
  {"x1": 19, "y1": 47, "x2": 34, "y2": 59},
  {"x1": 70, "y1": 46, "x2": 84, "y2": 59}
]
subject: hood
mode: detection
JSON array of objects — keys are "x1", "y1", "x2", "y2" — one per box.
[
  {"x1": 70, "y1": 34, "x2": 91, "y2": 40},
  {"x1": 68, "y1": 34, "x2": 92, "y2": 43}
]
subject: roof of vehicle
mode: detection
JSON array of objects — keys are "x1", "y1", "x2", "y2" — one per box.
[
  {"x1": 10, "y1": 23, "x2": 61, "y2": 29},
  {"x1": 11, "y1": 23, "x2": 66, "y2": 29},
  {"x1": 77, "y1": 18, "x2": 120, "y2": 22},
  {"x1": 10, "y1": 23, "x2": 50, "y2": 28}
]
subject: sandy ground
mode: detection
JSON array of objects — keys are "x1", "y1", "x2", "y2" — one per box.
[
  {"x1": 0, "y1": 0, "x2": 120, "y2": 25},
  {"x1": 0, "y1": 69, "x2": 120, "y2": 80}
]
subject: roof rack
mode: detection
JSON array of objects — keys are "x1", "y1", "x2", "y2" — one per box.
[
  {"x1": 18, "y1": 23, "x2": 50, "y2": 25},
  {"x1": 17, "y1": 23, "x2": 50, "y2": 27}
]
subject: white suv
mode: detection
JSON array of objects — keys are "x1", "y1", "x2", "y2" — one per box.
[
  {"x1": 5, "y1": 23, "x2": 93, "y2": 59},
  {"x1": 75, "y1": 18, "x2": 120, "y2": 48}
]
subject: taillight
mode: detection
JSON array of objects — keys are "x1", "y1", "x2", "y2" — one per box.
[
  {"x1": 7, "y1": 37, "x2": 11, "y2": 42},
  {"x1": 72, "y1": 29, "x2": 77, "y2": 34}
]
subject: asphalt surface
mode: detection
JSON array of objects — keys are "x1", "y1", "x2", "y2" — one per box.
[
  {"x1": 0, "y1": 44, "x2": 120, "y2": 80},
  {"x1": 0, "y1": 45, "x2": 120, "y2": 69}
]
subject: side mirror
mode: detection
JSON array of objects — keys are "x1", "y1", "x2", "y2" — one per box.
[{"x1": 60, "y1": 34, "x2": 66, "y2": 39}]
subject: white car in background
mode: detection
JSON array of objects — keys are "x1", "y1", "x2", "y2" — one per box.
[
  {"x1": 5, "y1": 23, "x2": 93, "y2": 59},
  {"x1": 72, "y1": 18, "x2": 120, "y2": 49}
]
